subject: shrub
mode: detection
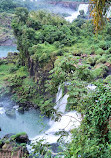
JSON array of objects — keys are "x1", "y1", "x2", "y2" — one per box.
[
  {"x1": 96, "y1": 48, "x2": 105, "y2": 55},
  {"x1": 96, "y1": 55, "x2": 107, "y2": 64},
  {"x1": 9, "y1": 66, "x2": 18, "y2": 73}
]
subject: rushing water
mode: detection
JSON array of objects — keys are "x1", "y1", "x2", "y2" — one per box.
[
  {"x1": 32, "y1": 86, "x2": 82, "y2": 144},
  {"x1": 107, "y1": 6, "x2": 111, "y2": 17},
  {"x1": 0, "y1": 46, "x2": 18, "y2": 58},
  {"x1": 65, "y1": 4, "x2": 89, "y2": 22},
  {"x1": 65, "y1": 3, "x2": 111, "y2": 23}
]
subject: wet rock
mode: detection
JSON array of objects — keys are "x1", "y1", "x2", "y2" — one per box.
[
  {"x1": 18, "y1": 107, "x2": 24, "y2": 114},
  {"x1": 3, "y1": 133, "x2": 15, "y2": 139},
  {"x1": 0, "y1": 38, "x2": 16, "y2": 46},
  {"x1": 5, "y1": 109, "x2": 16, "y2": 118},
  {"x1": 15, "y1": 133, "x2": 29, "y2": 143},
  {"x1": 2, "y1": 143, "x2": 12, "y2": 150},
  {"x1": 13, "y1": 105, "x2": 19, "y2": 110},
  {"x1": 0, "y1": 140, "x2": 5, "y2": 148}
]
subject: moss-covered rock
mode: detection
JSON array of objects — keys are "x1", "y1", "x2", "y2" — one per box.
[{"x1": 11, "y1": 132, "x2": 29, "y2": 144}]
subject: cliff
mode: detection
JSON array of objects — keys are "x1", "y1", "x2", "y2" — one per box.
[{"x1": 0, "y1": 13, "x2": 15, "y2": 46}]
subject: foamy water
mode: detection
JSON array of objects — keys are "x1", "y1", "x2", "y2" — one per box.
[
  {"x1": 0, "y1": 107, "x2": 5, "y2": 114},
  {"x1": 107, "y1": 6, "x2": 111, "y2": 17},
  {"x1": 65, "y1": 4, "x2": 89, "y2": 22},
  {"x1": 32, "y1": 86, "x2": 82, "y2": 144}
]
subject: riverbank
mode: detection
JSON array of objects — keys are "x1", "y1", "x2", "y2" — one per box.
[{"x1": 0, "y1": 132, "x2": 29, "y2": 157}]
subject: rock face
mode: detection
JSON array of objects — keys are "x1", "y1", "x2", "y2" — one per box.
[
  {"x1": 0, "y1": 133, "x2": 29, "y2": 157},
  {"x1": 5, "y1": 109, "x2": 16, "y2": 118},
  {"x1": 0, "y1": 38, "x2": 16, "y2": 46},
  {"x1": 29, "y1": 57, "x2": 54, "y2": 93},
  {"x1": 3, "y1": 133, "x2": 15, "y2": 139},
  {"x1": 49, "y1": 1, "x2": 88, "y2": 10},
  {"x1": 0, "y1": 13, "x2": 16, "y2": 46},
  {"x1": 0, "y1": 141, "x2": 4, "y2": 148}
]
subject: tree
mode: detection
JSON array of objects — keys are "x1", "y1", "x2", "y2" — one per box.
[
  {"x1": 90, "y1": 0, "x2": 111, "y2": 31},
  {"x1": 15, "y1": 7, "x2": 29, "y2": 23}
]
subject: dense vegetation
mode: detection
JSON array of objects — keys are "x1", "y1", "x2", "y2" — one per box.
[
  {"x1": 0, "y1": 0, "x2": 23, "y2": 13},
  {"x1": 0, "y1": 0, "x2": 111, "y2": 157},
  {"x1": 90, "y1": 0, "x2": 111, "y2": 31}
]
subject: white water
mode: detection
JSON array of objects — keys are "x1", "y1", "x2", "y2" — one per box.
[
  {"x1": 65, "y1": 4, "x2": 111, "y2": 23},
  {"x1": 0, "y1": 107, "x2": 5, "y2": 114},
  {"x1": 32, "y1": 86, "x2": 82, "y2": 144},
  {"x1": 107, "y1": 6, "x2": 111, "y2": 17},
  {"x1": 65, "y1": 4, "x2": 89, "y2": 22}
]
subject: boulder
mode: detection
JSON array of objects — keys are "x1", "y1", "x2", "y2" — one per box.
[
  {"x1": 0, "y1": 140, "x2": 5, "y2": 148},
  {"x1": 3, "y1": 133, "x2": 15, "y2": 139},
  {"x1": 18, "y1": 107, "x2": 24, "y2": 114},
  {"x1": 15, "y1": 133, "x2": 29, "y2": 144},
  {"x1": 5, "y1": 109, "x2": 16, "y2": 118}
]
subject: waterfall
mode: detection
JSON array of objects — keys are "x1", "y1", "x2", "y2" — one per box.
[
  {"x1": 65, "y1": 4, "x2": 89, "y2": 22},
  {"x1": 31, "y1": 86, "x2": 81, "y2": 144},
  {"x1": 107, "y1": 6, "x2": 111, "y2": 17},
  {"x1": 53, "y1": 85, "x2": 69, "y2": 114}
]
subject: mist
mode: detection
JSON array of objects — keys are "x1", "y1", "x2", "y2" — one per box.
[{"x1": 19, "y1": 0, "x2": 79, "y2": 18}]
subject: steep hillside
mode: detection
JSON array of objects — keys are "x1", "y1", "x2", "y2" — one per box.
[{"x1": 0, "y1": 13, "x2": 15, "y2": 46}]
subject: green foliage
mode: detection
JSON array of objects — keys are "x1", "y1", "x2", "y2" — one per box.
[
  {"x1": 15, "y1": 7, "x2": 29, "y2": 23},
  {"x1": 3, "y1": 7, "x2": 111, "y2": 158},
  {"x1": 11, "y1": 132, "x2": 27, "y2": 141},
  {"x1": 93, "y1": 64, "x2": 108, "y2": 78},
  {"x1": 31, "y1": 139, "x2": 52, "y2": 158},
  {"x1": 103, "y1": 75, "x2": 111, "y2": 84},
  {"x1": 29, "y1": 43, "x2": 56, "y2": 63},
  {"x1": 64, "y1": 84, "x2": 111, "y2": 158},
  {"x1": 0, "y1": 0, "x2": 24, "y2": 13}
]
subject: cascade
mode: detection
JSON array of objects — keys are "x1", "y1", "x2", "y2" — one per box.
[
  {"x1": 32, "y1": 86, "x2": 82, "y2": 144},
  {"x1": 107, "y1": 6, "x2": 111, "y2": 17},
  {"x1": 65, "y1": 4, "x2": 89, "y2": 22}
]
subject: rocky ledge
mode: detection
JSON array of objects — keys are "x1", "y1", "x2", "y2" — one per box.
[
  {"x1": 49, "y1": 1, "x2": 89, "y2": 10},
  {"x1": 0, "y1": 133, "x2": 29, "y2": 157},
  {"x1": 0, "y1": 38, "x2": 16, "y2": 46}
]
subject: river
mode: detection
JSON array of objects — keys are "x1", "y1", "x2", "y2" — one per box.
[{"x1": 0, "y1": 46, "x2": 18, "y2": 58}]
